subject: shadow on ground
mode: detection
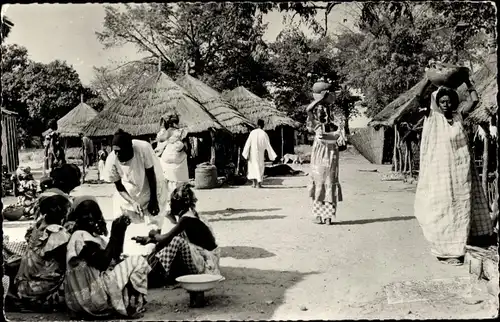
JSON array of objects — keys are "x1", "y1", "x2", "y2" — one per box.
[
  {"x1": 337, "y1": 216, "x2": 415, "y2": 225},
  {"x1": 6, "y1": 267, "x2": 314, "y2": 321},
  {"x1": 144, "y1": 266, "x2": 316, "y2": 320},
  {"x1": 208, "y1": 215, "x2": 286, "y2": 223},
  {"x1": 219, "y1": 246, "x2": 276, "y2": 259},
  {"x1": 202, "y1": 208, "x2": 282, "y2": 216}
]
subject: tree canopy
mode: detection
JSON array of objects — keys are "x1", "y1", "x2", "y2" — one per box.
[{"x1": 1, "y1": 44, "x2": 103, "y2": 146}]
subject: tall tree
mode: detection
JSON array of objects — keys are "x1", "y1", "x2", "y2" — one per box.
[
  {"x1": 97, "y1": 3, "x2": 273, "y2": 96},
  {"x1": 1, "y1": 44, "x2": 101, "y2": 146},
  {"x1": 268, "y1": 27, "x2": 341, "y2": 123},
  {"x1": 332, "y1": 85, "x2": 362, "y2": 135}
]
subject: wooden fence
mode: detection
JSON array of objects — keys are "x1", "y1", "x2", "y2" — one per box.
[
  {"x1": 349, "y1": 127, "x2": 386, "y2": 164},
  {"x1": 1, "y1": 108, "x2": 19, "y2": 173}
]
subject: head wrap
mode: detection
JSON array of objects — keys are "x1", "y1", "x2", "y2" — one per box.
[
  {"x1": 71, "y1": 195, "x2": 98, "y2": 211},
  {"x1": 112, "y1": 129, "x2": 133, "y2": 148}
]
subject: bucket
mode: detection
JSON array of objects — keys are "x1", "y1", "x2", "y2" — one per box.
[{"x1": 195, "y1": 163, "x2": 218, "y2": 189}]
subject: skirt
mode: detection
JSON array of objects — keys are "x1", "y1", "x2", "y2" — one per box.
[{"x1": 312, "y1": 200, "x2": 336, "y2": 221}]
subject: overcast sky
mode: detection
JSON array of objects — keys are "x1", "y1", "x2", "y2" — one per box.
[{"x1": 2, "y1": 3, "x2": 369, "y2": 126}]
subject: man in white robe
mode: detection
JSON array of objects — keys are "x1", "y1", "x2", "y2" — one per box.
[{"x1": 242, "y1": 119, "x2": 277, "y2": 188}]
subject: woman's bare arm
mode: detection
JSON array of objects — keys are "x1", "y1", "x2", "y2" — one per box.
[{"x1": 460, "y1": 79, "x2": 479, "y2": 118}]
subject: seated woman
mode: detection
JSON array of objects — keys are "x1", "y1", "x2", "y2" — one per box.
[
  {"x1": 64, "y1": 197, "x2": 151, "y2": 319},
  {"x1": 133, "y1": 183, "x2": 220, "y2": 288},
  {"x1": 6, "y1": 192, "x2": 73, "y2": 312},
  {"x1": 3, "y1": 164, "x2": 81, "y2": 309}
]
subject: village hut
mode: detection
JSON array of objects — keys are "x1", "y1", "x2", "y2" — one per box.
[
  {"x1": 1, "y1": 108, "x2": 19, "y2": 173},
  {"x1": 223, "y1": 86, "x2": 300, "y2": 161},
  {"x1": 42, "y1": 96, "x2": 99, "y2": 147},
  {"x1": 83, "y1": 71, "x2": 225, "y2": 167},
  {"x1": 365, "y1": 52, "x2": 497, "y2": 196},
  {"x1": 176, "y1": 75, "x2": 256, "y2": 173}
]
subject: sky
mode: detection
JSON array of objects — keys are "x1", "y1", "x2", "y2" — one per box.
[{"x1": 2, "y1": 3, "x2": 370, "y2": 127}]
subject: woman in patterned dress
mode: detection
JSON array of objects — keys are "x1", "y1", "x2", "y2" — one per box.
[
  {"x1": 133, "y1": 183, "x2": 221, "y2": 287},
  {"x1": 64, "y1": 197, "x2": 151, "y2": 319},
  {"x1": 3, "y1": 164, "x2": 81, "y2": 312},
  {"x1": 306, "y1": 90, "x2": 344, "y2": 225},
  {"x1": 6, "y1": 191, "x2": 73, "y2": 312},
  {"x1": 414, "y1": 81, "x2": 495, "y2": 266}
]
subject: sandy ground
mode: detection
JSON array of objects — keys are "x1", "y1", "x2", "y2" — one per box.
[{"x1": 3, "y1": 148, "x2": 499, "y2": 320}]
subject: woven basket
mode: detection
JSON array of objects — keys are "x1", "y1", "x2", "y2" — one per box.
[{"x1": 195, "y1": 164, "x2": 218, "y2": 189}]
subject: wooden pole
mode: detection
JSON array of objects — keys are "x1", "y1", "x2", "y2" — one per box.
[
  {"x1": 481, "y1": 131, "x2": 489, "y2": 196},
  {"x1": 281, "y1": 127, "x2": 284, "y2": 163},
  {"x1": 210, "y1": 130, "x2": 216, "y2": 165},
  {"x1": 236, "y1": 146, "x2": 241, "y2": 176},
  {"x1": 158, "y1": 56, "x2": 162, "y2": 73},
  {"x1": 392, "y1": 125, "x2": 397, "y2": 172}
]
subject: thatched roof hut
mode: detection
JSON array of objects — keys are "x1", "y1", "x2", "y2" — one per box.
[
  {"x1": 368, "y1": 78, "x2": 428, "y2": 128},
  {"x1": 176, "y1": 75, "x2": 255, "y2": 134},
  {"x1": 222, "y1": 86, "x2": 299, "y2": 130},
  {"x1": 369, "y1": 53, "x2": 497, "y2": 129},
  {"x1": 461, "y1": 54, "x2": 497, "y2": 126},
  {"x1": 83, "y1": 72, "x2": 225, "y2": 137},
  {"x1": 43, "y1": 101, "x2": 98, "y2": 138}
]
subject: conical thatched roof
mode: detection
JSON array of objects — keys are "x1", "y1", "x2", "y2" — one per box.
[
  {"x1": 83, "y1": 72, "x2": 225, "y2": 137},
  {"x1": 223, "y1": 86, "x2": 300, "y2": 130},
  {"x1": 176, "y1": 75, "x2": 255, "y2": 134},
  {"x1": 43, "y1": 102, "x2": 98, "y2": 137}
]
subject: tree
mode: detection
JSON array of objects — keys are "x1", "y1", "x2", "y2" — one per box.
[
  {"x1": 1, "y1": 44, "x2": 101, "y2": 146},
  {"x1": 1, "y1": 16, "x2": 14, "y2": 43},
  {"x1": 96, "y1": 3, "x2": 273, "y2": 96},
  {"x1": 268, "y1": 27, "x2": 341, "y2": 124},
  {"x1": 332, "y1": 85, "x2": 362, "y2": 135},
  {"x1": 90, "y1": 58, "x2": 157, "y2": 101}
]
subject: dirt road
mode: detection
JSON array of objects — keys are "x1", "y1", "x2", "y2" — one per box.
[{"x1": 4, "y1": 148, "x2": 498, "y2": 320}]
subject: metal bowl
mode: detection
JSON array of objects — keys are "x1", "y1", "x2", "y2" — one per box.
[
  {"x1": 2, "y1": 205, "x2": 24, "y2": 221},
  {"x1": 175, "y1": 274, "x2": 225, "y2": 292},
  {"x1": 425, "y1": 64, "x2": 470, "y2": 89}
]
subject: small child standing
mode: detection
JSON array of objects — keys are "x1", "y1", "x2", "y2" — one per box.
[{"x1": 97, "y1": 142, "x2": 109, "y2": 181}]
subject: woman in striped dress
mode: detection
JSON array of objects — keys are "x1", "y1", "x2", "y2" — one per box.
[
  {"x1": 64, "y1": 197, "x2": 151, "y2": 319},
  {"x1": 306, "y1": 90, "x2": 343, "y2": 225}
]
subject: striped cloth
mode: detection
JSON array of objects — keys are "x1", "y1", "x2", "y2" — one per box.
[{"x1": 414, "y1": 90, "x2": 493, "y2": 259}]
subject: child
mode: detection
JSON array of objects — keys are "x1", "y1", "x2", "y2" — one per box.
[
  {"x1": 97, "y1": 142, "x2": 108, "y2": 181},
  {"x1": 11, "y1": 166, "x2": 38, "y2": 219}
]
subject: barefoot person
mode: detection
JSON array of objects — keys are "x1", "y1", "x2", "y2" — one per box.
[
  {"x1": 64, "y1": 197, "x2": 150, "y2": 318},
  {"x1": 104, "y1": 129, "x2": 169, "y2": 255},
  {"x1": 306, "y1": 89, "x2": 343, "y2": 225},
  {"x1": 414, "y1": 81, "x2": 494, "y2": 266},
  {"x1": 242, "y1": 119, "x2": 277, "y2": 188},
  {"x1": 133, "y1": 183, "x2": 220, "y2": 288}
]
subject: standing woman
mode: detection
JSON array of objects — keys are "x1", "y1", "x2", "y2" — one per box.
[
  {"x1": 157, "y1": 113, "x2": 190, "y2": 197},
  {"x1": 414, "y1": 79, "x2": 494, "y2": 266},
  {"x1": 306, "y1": 89, "x2": 343, "y2": 225}
]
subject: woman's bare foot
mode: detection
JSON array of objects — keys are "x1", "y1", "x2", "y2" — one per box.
[
  {"x1": 437, "y1": 257, "x2": 463, "y2": 266},
  {"x1": 315, "y1": 216, "x2": 324, "y2": 224}
]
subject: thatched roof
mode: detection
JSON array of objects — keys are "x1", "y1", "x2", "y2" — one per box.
[
  {"x1": 462, "y1": 53, "x2": 497, "y2": 125},
  {"x1": 43, "y1": 102, "x2": 98, "y2": 137},
  {"x1": 176, "y1": 75, "x2": 255, "y2": 134},
  {"x1": 369, "y1": 53, "x2": 498, "y2": 128},
  {"x1": 83, "y1": 72, "x2": 225, "y2": 137},
  {"x1": 368, "y1": 78, "x2": 428, "y2": 128},
  {"x1": 223, "y1": 86, "x2": 300, "y2": 130}
]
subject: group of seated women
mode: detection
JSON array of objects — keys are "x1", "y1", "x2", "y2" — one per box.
[{"x1": 3, "y1": 164, "x2": 221, "y2": 319}]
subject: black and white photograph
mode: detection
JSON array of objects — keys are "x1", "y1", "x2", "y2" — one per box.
[{"x1": 0, "y1": 1, "x2": 498, "y2": 320}]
